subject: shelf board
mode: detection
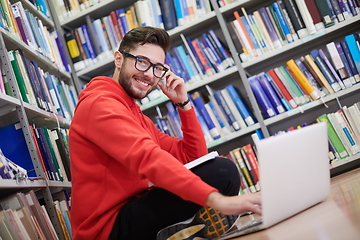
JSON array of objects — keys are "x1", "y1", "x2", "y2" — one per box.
[
  {"x1": 0, "y1": 28, "x2": 71, "y2": 80},
  {"x1": 23, "y1": 102, "x2": 71, "y2": 128}
]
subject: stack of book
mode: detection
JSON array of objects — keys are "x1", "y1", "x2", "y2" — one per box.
[
  {"x1": 0, "y1": 1, "x2": 70, "y2": 73},
  {"x1": 248, "y1": 32, "x2": 360, "y2": 119},
  {"x1": 0, "y1": 49, "x2": 77, "y2": 122},
  {"x1": 0, "y1": 189, "x2": 71, "y2": 240},
  {"x1": 230, "y1": 0, "x2": 360, "y2": 62},
  {"x1": 155, "y1": 84, "x2": 256, "y2": 143}
]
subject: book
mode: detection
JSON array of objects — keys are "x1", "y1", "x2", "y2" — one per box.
[
  {"x1": 314, "y1": 0, "x2": 335, "y2": 27},
  {"x1": 257, "y1": 72, "x2": 286, "y2": 114},
  {"x1": 272, "y1": 1, "x2": 294, "y2": 43},
  {"x1": 304, "y1": 0, "x2": 326, "y2": 31},
  {"x1": 318, "y1": 48, "x2": 347, "y2": 89},
  {"x1": 225, "y1": 84, "x2": 255, "y2": 126},
  {"x1": 335, "y1": 41, "x2": 356, "y2": 85},
  {"x1": 0, "y1": 122, "x2": 37, "y2": 178},
  {"x1": 345, "y1": 34, "x2": 360, "y2": 75},
  {"x1": 326, "y1": 42, "x2": 352, "y2": 86},
  {"x1": 317, "y1": 114, "x2": 349, "y2": 159},
  {"x1": 64, "y1": 30, "x2": 85, "y2": 72},
  {"x1": 267, "y1": 68, "x2": 298, "y2": 109},
  {"x1": 233, "y1": 11, "x2": 257, "y2": 58},
  {"x1": 191, "y1": 91, "x2": 221, "y2": 140},
  {"x1": 158, "y1": 0, "x2": 177, "y2": 30},
  {"x1": 340, "y1": 40, "x2": 360, "y2": 83},
  {"x1": 213, "y1": 90, "x2": 241, "y2": 131},
  {"x1": 295, "y1": 0, "x2": 317, "y2": 35},
  {"x1": 252, "y1": 10, "x2": 276, "y2": 51},
  {"x1": 282, "y1": 0, "x2": 309, "y2": 38},
  {"x1": 231, "y1": 148, "x2": 257, "y2": 193},
  {"x1": 248, "y1": 75, "x2": 277, "y2": 118},
  {"x1": 184, "y1": 151, "x2": 219, "y2": 169},
  {"x1": 286, "y1": 59, "x2": 320, "y2": 100},
  {"x1": 220, "y1": 88, "x2": 247, "y2": 129}
]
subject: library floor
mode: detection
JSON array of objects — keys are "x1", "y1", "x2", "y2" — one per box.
[{"x1": 227, "y1": 167, "x2": 360, "y2": 240}]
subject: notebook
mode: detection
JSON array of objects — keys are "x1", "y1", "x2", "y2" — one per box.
[{"x1": 217, "y1": 122, "x2": 331, "y2": 239}]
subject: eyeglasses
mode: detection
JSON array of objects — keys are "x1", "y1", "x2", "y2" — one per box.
[{"x1": 121, "y1": 52, "x2": 168, "y2": 78}]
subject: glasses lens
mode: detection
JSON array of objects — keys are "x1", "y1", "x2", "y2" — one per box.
[
  {"x1": 135, "y1": 58, "x2": 151, "y2": 71},
  {"x1": 153, "y1": 65, "x2": 167, "y2": 78}
]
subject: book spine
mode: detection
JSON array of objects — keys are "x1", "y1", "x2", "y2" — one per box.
[
  {"x1": 345, "y1": 34, "x2": 360, "y2": 75},
  {"x1": 319, "y1": 48, "x2": 347, "y2": 89},
  {"x1": 213, "y1": 90, "x2": 240, "y2": 131},
  {"x1": 257, "y1": 72, "x2": 286, "y2": 114},
  {"x1": 340, "y1": 40, "x2": 360, "y2": 82},
  {"x1": 158, "y1": 0, "x2": 178, "y2": 30},
  {"x1": 208, "y1": 29, "x2": 234, "y2": 67},
  {"x1": 258, "y1": 7, "x2": 282, "y2": 49},
  {"x1": 248, "y1": 75, "x2": 277, "y2": 118},
  {"x1": 295, "y1": 0, "x2": 317, "y2": 35},
  {"x1": 314, "y1": 0, "x2": 335, "y2": 27},
  {"x1": 283, "y1": 0, "x2": 309, "y2": 38},
  {"x1": 191, "y1": 92, "x2": 221, "y2": 140},
  {"x1": 286, "y1": 59, "x2": 320, "y2": 100},
  {"x1": 330, "y1": 0, "x2": 345, "y2": 21},
  {"x1": 335, "y1": 41, "x2": 356, "y2": 85},
  {"x1": 273, "y1": 2, "x2": 294, "y2": 43},
  {"x1": 225, "y1": 84, "x2": 255, "y2": 126}
]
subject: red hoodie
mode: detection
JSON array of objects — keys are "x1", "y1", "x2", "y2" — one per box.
[{"x1": 69, "y1": 77, "x2": 217, "y2": 240}]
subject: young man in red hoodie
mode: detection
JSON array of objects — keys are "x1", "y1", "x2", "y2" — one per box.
[{"x1": 69, "y1": 26, "x2": 261, "y2": 240}]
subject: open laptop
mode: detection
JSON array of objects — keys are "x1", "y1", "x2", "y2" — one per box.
[{"x1": 217, "y1": 122, "x2": 331, "y2": 239}]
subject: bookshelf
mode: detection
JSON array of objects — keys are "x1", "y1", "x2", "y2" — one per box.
[
  {"x1": 1, "y1": 0, "x2": 357, "y2": 238},
  {"x1": 59, "y1": 0, "x2": 360, "y2": 171},
  {"x1": 0, "y1": 0, "x2": 74, "y2": 239}
]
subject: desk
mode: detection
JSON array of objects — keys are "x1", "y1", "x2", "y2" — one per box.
[{"x1": 229, "y1": 167, "x2": 360, "y2": 240}]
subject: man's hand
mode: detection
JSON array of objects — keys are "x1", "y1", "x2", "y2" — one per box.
[
  {"x1": 157, "y1": 69, "x2": 190, "y2": 110},
  {"x1": 206, "y1": 191, "x2": 262, "y2": 216}
]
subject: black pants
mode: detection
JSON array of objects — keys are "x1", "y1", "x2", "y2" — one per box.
[{"x1": 108, "y1": 157, "x2": 240, "y2": 240}]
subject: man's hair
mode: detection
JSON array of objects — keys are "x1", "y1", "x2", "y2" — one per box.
[{"x1": 118, "y1": 26, "x2": 171, "y2": 53}]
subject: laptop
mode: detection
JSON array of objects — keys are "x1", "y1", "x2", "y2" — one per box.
[{"x1": 217, "y1": 122, "x2": 331, "y2": 239}]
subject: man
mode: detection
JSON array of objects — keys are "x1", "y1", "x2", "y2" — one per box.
[{"x1": 69, "y1": 26, "x2": 261, "y2": 240}]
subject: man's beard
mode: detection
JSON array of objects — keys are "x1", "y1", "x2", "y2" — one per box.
[{"x1": 118, "y1": 68, "x2": 156, "y2": 100}]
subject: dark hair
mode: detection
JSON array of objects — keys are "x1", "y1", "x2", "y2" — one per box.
[{"x1": 118, "y1": 26, "x2": 171, "y2": 53}]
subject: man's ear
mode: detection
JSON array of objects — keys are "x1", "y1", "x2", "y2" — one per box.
[{"x1": 114, "y1": 51, "x2": 123, "y2": 69}]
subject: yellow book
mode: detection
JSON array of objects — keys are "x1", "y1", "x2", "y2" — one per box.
[
  {"x1": 231, "y1": 148, "x2": 256, "y2": 193},
  {"x1": 287, "y1": 59, "x2": 320, "y2": 100},
  {"x1": 304, "y1": 54, "x2": 335, "y2": 94},
  {"x1": 126, "y1": 9, "x2": 135, "y2": 30}
]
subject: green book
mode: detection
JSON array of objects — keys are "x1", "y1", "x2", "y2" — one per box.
[
  {"x1": 278, "y1": 66, "x2": 308, "y2": 105},
  {"x1": 8, "y1": 51, "x2": 29, "y2": 103},
  {"x1": 42, "y1": 127, "x2": 64, "y2": 181},
  {"x1": 267, "y1": 5, "x2": 286, "y2": 42},
  {"x1": 317, "y1": 114, "x2": 349, "y2": 159}
]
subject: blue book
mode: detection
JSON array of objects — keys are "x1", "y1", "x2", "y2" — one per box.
[
  {"x1": 258, "y1": 7, "x2": 282, "y2": 49},
  {"x1": 347, "y1": 0, "x2": 358, "y2": 16},
  {"x1": 225, "y1": 84, "x2": 255, "y2": 126},
  {"x1": 92, "y1": 19, "x2": 111, "y2": 54},
  {"x1": 257, "y1": 72, "x2": 286, "y2": 114},
  {"x1": 200, "y1": 39, "x2": 220, "y2": 73},
  {"x1": 324, "y1": 0, "x2": 338, "y2": 22},
  {"x1": 187, "y1": 37, "x2": 206, "y2": 75},
  {"x1": 174, "y1": 45, "x2": 200, "y2": 82},
  {"x1": 345, "y1": 34, "x2": 360, "y2": 75},
  {"x1": 240, "y1": 16, "x2": 262, "y2": 56},
  {"x1": 202, "y1": 34, "x2": 224, "y2": 71},
  {"x1": 117, "y1": 9, "x2": 129, "y2": 35},
  {"x1": 318, "y1": 49, "x2": 346, "y2": 90},
  {"x1": 264, "y1": 73, "x2": 292, "y2": 111},
  {"x1": 248, "y1": 75, "x2": 277, "y2": 118},
  {"x1": 173, "y1": 0, "x2": 185, "y2": 25},
  {"x1": 213, "y1": 90, "x2": 240, "y2": 131},
  {"x1": 31, "y1": 61, "x2": 52, "y2": 112},
  {"x1": 168, "y1": 51, "x2": 191, "y2": 82},
  {"x1": 158, "y1": 0, "x2": 178, "y2": 30},
  {"x1": 0, "y1": 123, "x2": 36, "y2": 178},
  {"x1": 208, "y1": 29, "x2": 234, "y2": 68},
  {"x1": 310, "y1": 49, "x2": 341, "y2": 92},
  {"x1": 165, "y1": 102, "x2": 183, "y2": 139},
  {"x1": 248, "y1": 14, "x2": 268, "y2": 51},
  {"x1": 188, "y1": 95, "x2": 214, "y2": 143},
  {"x1": 272, "y1": 1, "x2": 293, "y2": 43},
  {"x1": 191, "y1": 92, "x2": 220, "y2": 140},
  {"x1": 81, "y1": 25, "x2": 97, "y2": 61},
  {"x1": 335, "y1": 42, "x2": 354, "y2": 84},
  {"x1": 340, "y1": 40, "x2": 360, "y2": 82},
  {"x1": 35, "y1": 0, "x2": 50, "y2": 17},
  {"x1": 295, "y1": 58, "x2": 326, "y2": 97},
  {"x1": 207, "y1": 101, "x2": 227, "y2": 133}
]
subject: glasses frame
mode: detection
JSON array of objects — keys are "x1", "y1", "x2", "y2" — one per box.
[{"x1": 121, "y1": 52, "x2": 168, "y2": 78}]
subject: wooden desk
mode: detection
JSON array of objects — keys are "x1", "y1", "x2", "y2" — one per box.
[{"x1": 228, "y1": 167, "x2": 360, "y2": 240}]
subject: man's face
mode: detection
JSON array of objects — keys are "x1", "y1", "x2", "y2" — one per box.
[{"x1": 118, "y1": 43, "x2": 166, "y2": 100}]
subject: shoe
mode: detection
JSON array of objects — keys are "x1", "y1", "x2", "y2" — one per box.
[{"x1": 156, "y1": 207, "x2": 239, "y2": 240}]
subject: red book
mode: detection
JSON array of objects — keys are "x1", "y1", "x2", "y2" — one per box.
[
  {"x1": 267, "y1": 68, "x2": 298, "y2": 109},
  {"x1": 242, "y1": 144, "x2": 260, "y2": 182},
  {"x1": 110, "y1": 11, "x2": 123, "y2": 41}
]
